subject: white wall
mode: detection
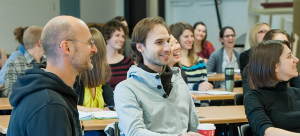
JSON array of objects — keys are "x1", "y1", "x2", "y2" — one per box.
[
  {"x1": 80, "y1": 0, "x2": 124, "y2": 23},
  {"x1": 0, "y1": 0, "x2": 60, "y2": 54},
  {"x1": 0, "y1": 0, "x2": 124, "y2": 54}
]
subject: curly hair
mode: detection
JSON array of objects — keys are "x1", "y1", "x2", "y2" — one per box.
[{"x1": 101, "y1": 20, "x2": 128, "y2": 54}]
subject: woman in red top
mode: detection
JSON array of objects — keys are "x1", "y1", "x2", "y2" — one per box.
[
  {"x1": 101, "y1": 20, "x2": 134, "y2": 90},
  {"x1": 193, "y1": 22, "x2": 215, "y2": 64}
]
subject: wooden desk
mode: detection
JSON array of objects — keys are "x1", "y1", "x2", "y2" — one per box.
[
  {"x1": 208, "y1": 73, "x2": 242, "y2": 81},
  {"x1": 191, "y1": 87, "x2": 243, "y2": 100},
  {"x1": 0, "y1": 106, "x2": 247, "y2": 134},
  {"x1": 197, "y1": 105, "x2": 247, "y2": 124},
  {"x1": 0, "y1": 115, "x2": 10, "y2": 134},
  {"x1": 0, "y1": 98, "x2": 12, "y2": 110}
]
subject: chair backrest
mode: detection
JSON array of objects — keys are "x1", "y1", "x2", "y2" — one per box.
[
  {"x1": 241, "y1": 124, "x2": 253, "y2": 136},
  {"x1": 234, "y1": 93, "x2": 244, "y2": 105}
]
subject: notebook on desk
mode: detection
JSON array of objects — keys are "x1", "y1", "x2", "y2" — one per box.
[
  {"x1": 78, "y1": 111, "x2": 118, "y2": 120},
  {"x1": 190, "y1": 90, "x2": 236, "y2": 95}
]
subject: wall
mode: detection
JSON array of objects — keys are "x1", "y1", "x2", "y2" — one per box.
[
  {"x1": 0, "y1": 0, "x2": 60, "y2": 54},
  {"x1": 80, "y1": 0, "x2": 124, "y2": 23},
  {"x1": 0, "y1": 0, "x2": 124, "y2": 54},
  {"x1": 165, "y1": 0, "x2": 248, "y2": 53}
]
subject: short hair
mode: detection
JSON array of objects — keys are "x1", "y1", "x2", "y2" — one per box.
[
  {"x1": 263, "y1": 29, "x2": 291, "y2": 43},
  {"x1": 193, "y1": 22, "x2": 207, "y2": 54},
  {"x1": 14, "y1": 26, "x2": 28, "y2": 45},
  {"x1": 111, "y1": 16, "x2": 126, "y2": 22},
  {"x1": 170, "y1": 22, "x2": 196, "y2": 65},
  {"x1": 101, "y1": 20, "x2": 128, "y2": 54},
  {"x1": 131, "y1": 17, "x2": 170, "y2": 64},
  {"x1": 248, "y1": 40, "x2": 291, "y2": 89},
  {"x1": 41, "y1": 17, "x2": 75, "y2": 61},
  {"x1": 23, "y1": 26, "x2": 43, "y2": 49},
  {"x1": 80, "y1": 28, "x2": 112, "y2": 87},
  {"x1": 249, "y1": 22, "x2": 270, "y2": 48}
]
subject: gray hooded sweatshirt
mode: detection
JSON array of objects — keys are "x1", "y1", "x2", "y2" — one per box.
[{"x1": 114, "y1": 65, "x2": 199, "y2": 136}]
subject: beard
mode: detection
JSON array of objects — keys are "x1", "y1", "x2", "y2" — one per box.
[{"x1": 71, "y1": 46, "x2": 93, "y2": 73}]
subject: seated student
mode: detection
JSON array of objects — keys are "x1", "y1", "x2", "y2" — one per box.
[
  {"x1": 114, "y1": 17, "x2": 201, "y2": 136},
  {"x1": 75, "y1": 27, "x2": 114, "y2": 112},
  {"x1": 244, "y1": 40, "x2": 300, "y2": 136},
  {"x1": 168, "y1": 34, "x2": 187, "y2": 83},
  {"x1": 101, "y1": 20, "x2": 134, "y2": 90},
  {"x1": 170, "y1": 22, "x2": 213, "y2": 92},
  {"x1": 193, "y1": 22, "x2": 215, "y2": 63},
  {"x1": 206, "y1": 26, "x2": 240, "y2": 88},
  {"x1": 1, "y1": 26, "x2": 46, "y2": 97},
  {"x1": 239, "y1": 23, "x2": 270, "y2": 75},
  {"x1": 242, "y1": 29, "x2": 300, "y2": 95},
  {"x1": 7, "y1": 15, "x2": 98, "y2": 136},
  {"x1": 0, "y1": 27, "x2": 28, "y2": 83},
  {"x1": 169, "y1": 34, "x2": 197, "y2": 100},
  {"x1": 110, "y1": 16, "x2": 133, "y2": 58}
]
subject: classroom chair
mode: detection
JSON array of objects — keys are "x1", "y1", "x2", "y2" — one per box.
[{"x1": 241, "y1": 124, "x2": 253, "y2": 136}]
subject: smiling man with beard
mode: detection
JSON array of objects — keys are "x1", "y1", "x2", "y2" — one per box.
[
  {"x1": 7, "y1": 15, "x2": 97, "y2": 136},
  {"x1": 114, "y1": 17, "x2": 201, "y2": 136}
]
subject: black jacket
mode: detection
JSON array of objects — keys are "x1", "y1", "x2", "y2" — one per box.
[{"x1": 7, "y1": 65, "x2": 82, "y2": 136}]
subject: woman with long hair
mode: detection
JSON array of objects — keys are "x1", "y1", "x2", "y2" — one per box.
[
  {"x1": 171, "y1": 22, "x2": 212, "y2": 106},
  {"x1": 75, "y1": 28, "x2": 114, "y2": 112},
  {"x1": 193, "y1": 22, "x2": 215, "y2": 63}
]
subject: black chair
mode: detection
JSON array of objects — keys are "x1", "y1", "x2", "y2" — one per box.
[
  {"x1": 234, "y1": 94, "x2": 244, "y2": 105},
  {"x1": 234, "y1": 93, "x2": 244, "y2": 136},
  {"x1": 108, "y1": 122, "x2": 120, "y2": 136},
  {"x1": 241, "y1": 124, "x2": 253, "y2": 136}
]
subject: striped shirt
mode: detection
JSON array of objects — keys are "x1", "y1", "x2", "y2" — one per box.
[
  {"x1": 109, "y1": 57, "x2": 134, "y2": 90},
  {"x1": 1, "y1": 51, "x2": 46, "y2": 97},
  {"x1": 181, "y1": 57, "x2": 208, "y2": 91}
]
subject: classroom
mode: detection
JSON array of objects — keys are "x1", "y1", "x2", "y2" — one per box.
[{"x1": 0, "y1": 0, "x2": 298, "y2": 136}]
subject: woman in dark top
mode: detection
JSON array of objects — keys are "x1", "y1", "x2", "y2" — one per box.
[
  {"x1": 242, "y1": 29, "x2": 300, "y2": 95},
  {"x1": 101, "y1": 20, "x2": 134, "y2": 90},
  {"x1": 75, "y1": 27, "x2": 114, "y2": 112},
  {"x1": 239, "y1": 22, "x2": 270, "y2": 75},
  {"x1": 244, "y1": 40, "x2": 300, "y2": 136}
]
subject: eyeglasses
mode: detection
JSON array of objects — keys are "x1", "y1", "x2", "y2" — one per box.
[
  {"x1": 258, "y1": 30, "x2": 268, "y2": 34},
  {"x1": 223, "y1": 34, "x2": 235, "y2": 38},
  {"x1": 66, "y1": 39, "x2": 94, "y2": 47}
]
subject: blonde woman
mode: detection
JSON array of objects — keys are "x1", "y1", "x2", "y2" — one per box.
[{"x1": 240, "y1": 22, "x2": 270, "y2": 74}]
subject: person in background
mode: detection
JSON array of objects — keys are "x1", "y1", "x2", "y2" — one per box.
[
  {"x1": 111, "y1": 16, "x2": 134, "y2": 61},
  {"x1": 101, "y1": 20, "x2": 134, "y2": 90},
  {"x1": 244, "y1": 40, "x2": 300, "y2": 136},
  {"x1": 239, "y1": 22, "x2": 270, "y2": 75},
  {"x1": 242, "y1": 29, "x2": 300, "y2": 95},
  {"x1": 169, "y1": 34, "x2": 198, "y2": 100},
  {"x1": 75, "y1": 27, "x2": 114, "y2": 112},
  {"x1": 170, "y1": 22, "x2": 213, "y2": 92},
  {"x1": 206, "y1": 26, "x2": 240, "y2": 88},
  {"x1": 193, "y1": 22, "x2": 215, "y2": 63},
  {"x1": 0, "y1": 27, "x2": 28, "y2": 83},
  {"x1": 114, "y1": 17, "x2": 201, "y2": 136},
  {"x1": 1, "y1": 26, "x2": 46, "y2": 97},
  {"x1": 0, "y1": 47, "x2": 7, "y2": 69}
]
